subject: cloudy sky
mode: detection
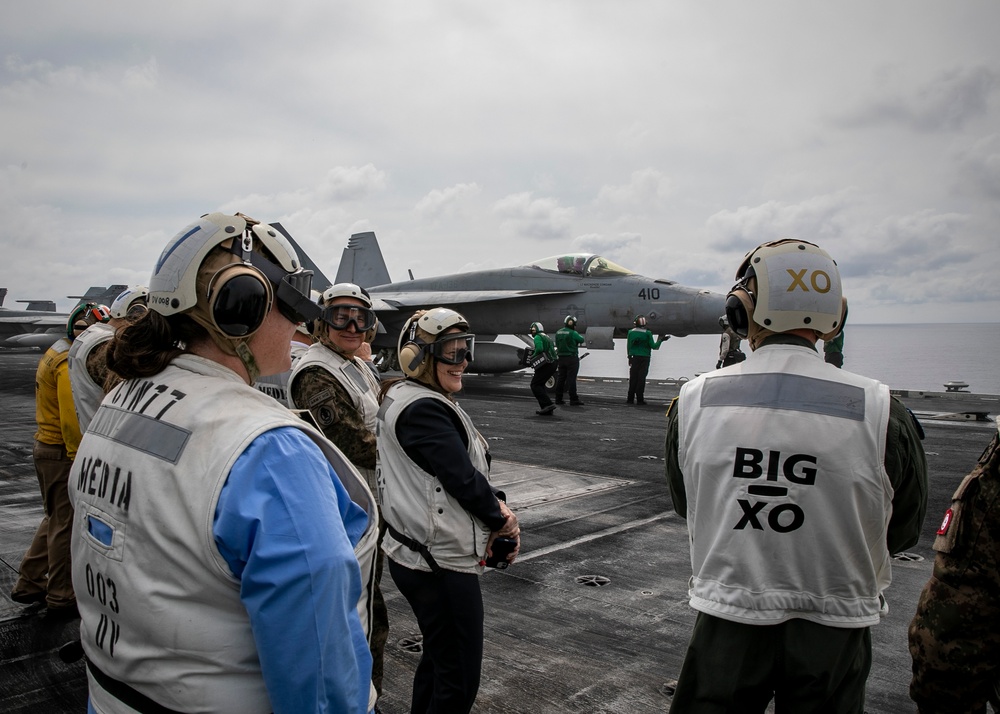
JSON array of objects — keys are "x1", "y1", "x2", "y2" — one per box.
[{"x1": 2, "y1": 1, "x2": 998, "y2": 324}]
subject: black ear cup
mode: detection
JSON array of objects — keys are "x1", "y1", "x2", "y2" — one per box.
[
  {"x1": 724, "y1": 289, "x2": 754, "y2": 339},
  {"x1": 208, "y1": 265, "x2": 273, "y2": 337}
]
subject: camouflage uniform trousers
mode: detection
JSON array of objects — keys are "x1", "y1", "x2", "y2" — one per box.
[{"x1": 908, "y1": 428, "x2": 1000, "y2": 714}]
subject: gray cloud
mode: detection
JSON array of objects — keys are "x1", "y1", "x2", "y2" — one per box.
[
  {"x1": 954, "y1": 134, "x2": 1000, "y2": 201},
  {"x1": 415, "y1": 183, "x2": 481, "y2": 220},
  {"x1": 840, "y1": 65, "x2": 997, "y2": 133},
  {"x1": 572, "y1": 232, "x2": 642, "y2": 257},
  {"x1": 317, "y1": 165, "x2": 387, "y2": 202},
  {"x1": 595, "y1": 169, "x2": 674, "y2": 209},
  {"x1": 493, "y1": 193, "x2": 575, "y2": 241},
  {"x1": 1, "y1": 2, "x2": 998, "y2": 323},
  {"x1": 836, "y1": 211, "x2": 971, "y2": 279},
  {"x1": 704, "y1": 193, "x2": 853, "y2": 253}
]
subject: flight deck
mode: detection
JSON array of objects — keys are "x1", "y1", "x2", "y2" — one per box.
[{"x1": 1, "y1": 349, "x2": 995, "y2": 713}]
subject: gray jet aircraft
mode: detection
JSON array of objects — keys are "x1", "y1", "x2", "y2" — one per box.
[
  {"x1": 0, "y1": 285, "x2": 128, "y2": 349},
  {"x1": 276, "y1": 227, "x2": 726, "y2": 374}
]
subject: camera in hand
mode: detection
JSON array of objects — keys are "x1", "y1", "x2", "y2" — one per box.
[{"x1": 485, "y1": 537, "x2": 517, "y2": 569}]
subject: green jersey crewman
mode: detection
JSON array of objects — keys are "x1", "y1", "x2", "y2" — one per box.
[
  {"x1": 555, "y1": 315, "x2": 586, "y2": 405},
  {"x1": 626, "y1": 316, "x2": 668, "y2": 404}
]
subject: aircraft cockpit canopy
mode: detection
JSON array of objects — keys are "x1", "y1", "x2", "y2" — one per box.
[{"x1": 531, "y1": 254, "x2": 634, "y2": 278}]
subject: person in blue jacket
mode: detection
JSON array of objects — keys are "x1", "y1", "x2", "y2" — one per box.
[{"x1": 69, "y1": 212, "x2": 379, "y2": 714}]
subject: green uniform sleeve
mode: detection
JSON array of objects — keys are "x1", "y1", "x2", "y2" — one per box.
[{"x1": 884, "y1": 396, "x2": 929, "y2": 554}]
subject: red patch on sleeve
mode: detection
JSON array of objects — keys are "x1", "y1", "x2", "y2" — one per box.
[{"x1": 937, "y1": 508, "x2": 953, "y2": 536}]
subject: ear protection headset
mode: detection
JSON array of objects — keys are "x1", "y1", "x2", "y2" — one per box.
[
  {"x1": 725, "y1": 239, "x2": 847, "y2": 348},
  {"x1": 206, "y1": 226, "x2": 320, "y2": 338},
  {"x1": 399, "y1": 316, "x2": 431, "y2": 378},
  {"x1": 724, "y1": 273, "x2": 756, "y2": 340},
  {"x1": 398, "y1": 308, "x2": 471, "y2": 379},
  {"x1": 634, "y1": 316, "x2": 647, "y2": 327},
  {"x1": 205, "y1": 261, "x2": 275, "y2": 338},
  {"x1": 564, "y1": 315, "x2": 577, "y2": 328},
  {"x1": 66, "y1": 303, "x2": 111, "y2": 339}
]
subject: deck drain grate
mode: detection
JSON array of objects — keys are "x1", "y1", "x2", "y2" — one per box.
[
  {"x1": 397, "y1": 634, "x2": 423, "y2": 653},
  {"x1": 576, "y1": 574, "x2": 611, "y2": 587}
]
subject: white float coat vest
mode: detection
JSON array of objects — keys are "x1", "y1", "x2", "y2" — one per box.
[
  {"x1": 377, "y1": 380, "x2": 492, "y2": 573},
  {"x1": 68, "y1": 322, "x2": 114, "y2": 432},
  {"x1": 69, "y1": 354, "x2": 379, "y2": 713},
  {"x1": 678, "y1": 343, "x2": 893, "y2": 628},
  {"x1": 287, "y1": 342, "x2": 381, "y2": 494}
]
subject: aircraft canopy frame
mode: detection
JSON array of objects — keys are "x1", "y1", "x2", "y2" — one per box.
[{"x1": 530, "y1": 254, "x2": 634, "y2": 278}]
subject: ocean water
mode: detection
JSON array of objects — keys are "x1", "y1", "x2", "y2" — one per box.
[{"x1": 572, "y1": 323, "x2": 1000, "y2": 396}]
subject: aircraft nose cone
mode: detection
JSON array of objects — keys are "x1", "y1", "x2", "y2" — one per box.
[{"x1": 694, "y1": 291, "x2": 727, "y2": 333}]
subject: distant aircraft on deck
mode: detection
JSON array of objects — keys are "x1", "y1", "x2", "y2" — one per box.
[
  {"x1": 0, "y1": 286, "x2": 128, "y2": 349},
  {"x1": 275, "y1": 226, "x2": 726, "y2": 374}
]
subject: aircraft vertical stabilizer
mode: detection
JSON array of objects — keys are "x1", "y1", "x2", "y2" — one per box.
[
  {"x1": 18, "y1": 300, "x2": 58, "y2": 312},
  {"x1": 0, "y1": 288, "x2": 6, "y2": 307},
  {"x1": 271, "y1": 222, "x2": 335, "y2": 294},
  {"x1": 68, "y1": 285, "x2": 130, "y2": 310},
  {"x1": 335, "y1": 232, "x2": 392, "y2": 288}
]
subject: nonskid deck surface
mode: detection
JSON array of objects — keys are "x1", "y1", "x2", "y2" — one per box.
[{"x1": 1, "y1": 351, "x2": 994, "y2": 713}]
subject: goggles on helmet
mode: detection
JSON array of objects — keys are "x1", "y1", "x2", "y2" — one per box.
[
  {"x1": 321, "y1": 303, "x2": 378, "y2": 332},
  {"x1": 429, "y1": 332, "x2": 475, "y2": 365},
  {"x1": 89, "y1": 305, "x2": 112, "y2": 323},
  {"x1": 226, "y1": 239, "x2": 321, "y2": 327}
]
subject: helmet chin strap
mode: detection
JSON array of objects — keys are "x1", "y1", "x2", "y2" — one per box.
[
  {"x1": 188, "y1": 308, "x2": 261, "y2": 385},
  {"x1": 233, "y1": 341, "x2": 261, "y2": 385}
]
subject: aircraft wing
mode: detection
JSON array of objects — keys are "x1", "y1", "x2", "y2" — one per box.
[
  {"x1": 370, "y1": 288, "x2": 585, "y2": 311},
  {"x1": 0, "y1": 314, "x2": 67, "y2": 327}
]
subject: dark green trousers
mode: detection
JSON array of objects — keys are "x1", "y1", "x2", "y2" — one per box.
[{"x1": 671, "y1": 612, "x2": 872, "y2": 713}]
